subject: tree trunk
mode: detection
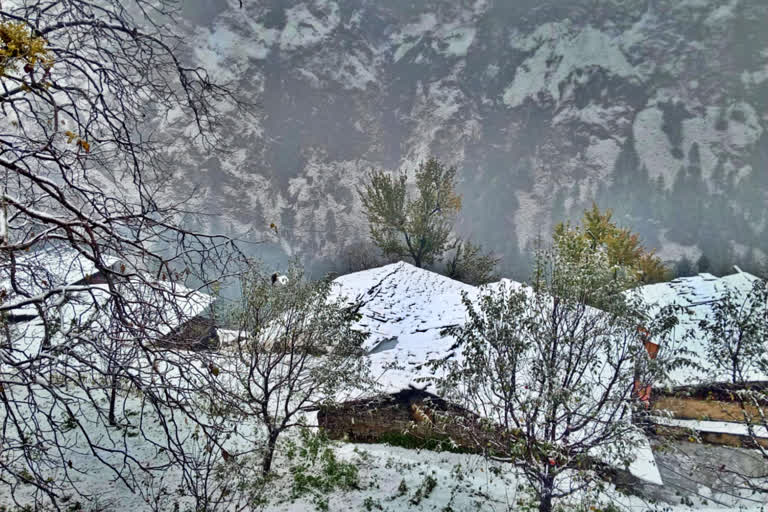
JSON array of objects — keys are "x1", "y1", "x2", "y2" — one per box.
[
  {"x1": 108, "y1": 375, "x2": 118, "y2": 426},
  {"x1": 261, "y1": 431, "x2": 279, "y2": 476},
  {"x1": 538, "y1": 474, "x2": 555, "y2": 512}
]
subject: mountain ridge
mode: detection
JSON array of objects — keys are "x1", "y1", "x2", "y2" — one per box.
[{"x1": 164, "y1": 0, "x2": 767, "y2": 276}]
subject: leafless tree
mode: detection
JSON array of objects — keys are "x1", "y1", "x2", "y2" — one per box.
[
  {"x1": 432, "y1": 246, "x2": 680, "y2": 512},
  {"x1": 686, "y1": 276, "x2": 768, "y2": 494},
  {"x1": 211, "y1": 262, "x2": 371, "y2": 477},
  {"x1": 0, "y1": 0, "x2": 249, "y2": 508},
  {"x1": 700, "y1": 279, "x2": 768, "y2": 386}
]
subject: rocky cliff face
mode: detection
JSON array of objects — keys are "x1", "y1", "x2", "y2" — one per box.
[{"x1": 165, "y1": 0, "x2": 768, "y2": 277}]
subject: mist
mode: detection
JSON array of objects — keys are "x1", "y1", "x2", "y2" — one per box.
[{"x1": 165, "y1": 0, "x2": 767, "y2": 279}]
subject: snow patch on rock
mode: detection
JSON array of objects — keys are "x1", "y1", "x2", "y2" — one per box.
[
  {"x1": 392, "y1": 13, "x2": 438, "y2": 62},
  {"x1": 435, "y1": 25, "x2": 476, "y2": 57},
  {"x1": 504, "y1": 25, "x2": 637, "y2": 108},
  {"x1": 280, "y1": 1, "x2": 340, "y2": 52},
  {"x1": 330, "y1": 51, "x2": 377, "y2": 91},
  {"x1": 391, "y1": 11, "x2": 477, "y2": 61},
  {"x1": 634, "y1": 102, "x2": 763, "y2": 187},
  {"x1": 704, "y1": 0, "x2": 740, "y2": 25}
]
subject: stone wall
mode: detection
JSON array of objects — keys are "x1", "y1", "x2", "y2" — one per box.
[
  {"x1": 652, "y1": 381, "x2": 768, "y2": 422},
  {"x1": 317, "y1": 387, "x2": 487, "y2": 449},
  {"x1": 651, "y1": 381, "x2": 768, "y2": 448}
]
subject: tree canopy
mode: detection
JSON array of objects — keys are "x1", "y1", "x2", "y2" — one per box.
[
  {"x1": 358, "y1": 157, "x2": 461, "y2": 268},
  {"x1": 0, "y1": 1, "x2": 243, "y2": 507},
  {"x1": 554, "y1": 204, "x2": 669, "y2": 286}
]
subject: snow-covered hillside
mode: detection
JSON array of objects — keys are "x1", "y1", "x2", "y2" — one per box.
[{"x1": 161, "y1": 0, "x2": 767, "y2": 274}]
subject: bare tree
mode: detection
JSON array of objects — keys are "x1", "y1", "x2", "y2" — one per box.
[
  {"x1": 691, "y1": 276, "x2": 768, "y2": 493},
  {"x1": 212, "y1": 263, "x2": 370, "y2": 477},
  {"x1": 433, "y1": 245, "x2": 679, "y2": 512},
  {"x1": 700, "y1": 279, "x2": 768, "y2": 385},
  {"x1": 0, "y1": 0, "x2": 247, "y2": 508}
]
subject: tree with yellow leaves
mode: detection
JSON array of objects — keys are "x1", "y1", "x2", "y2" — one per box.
[
  {"x1": 554, "y1": 204, "x2": 669, "y2": 286},
  {"x1": 0, "y1": 21, "x2": 52, "y2": 77}
]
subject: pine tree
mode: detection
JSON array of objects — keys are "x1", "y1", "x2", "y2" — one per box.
[
  {"x1": 551, "y1": 187, "x2": 568, "y2": 225},
  {"x1": 697, "y1": 254, "x2": 711, "y2": 274},
  {"x1": 674, "y1": 256, "x2": 694, "y2": 278}
]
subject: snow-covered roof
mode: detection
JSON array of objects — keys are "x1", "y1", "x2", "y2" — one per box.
[
  {"x1": 332, "y1": 262, "x2": 662, "y2": 485},
  {"x1": 114, "y1": 280, "x2": 215, "y2": 337},
  {"x1": 1, "y1": 245, "x2": 120, "y2": 314},
  {"x1": 331, "y1": 261, "x2": 479, "y2": 394},
  {"x1": 634, "y1": 268, "x2": 765, "y2": 385},
  {"x1": 9, "y1": 279, "x2": 214, "y2": 359}
]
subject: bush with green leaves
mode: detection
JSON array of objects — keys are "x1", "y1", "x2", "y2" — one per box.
[
  {"x1": 358, "y1": 158, "x2": 461, "y2": 268},
  {"x1": 284, "y1": 428, "x2": 360, "y2": 511},
  {"x1": 554, "y1": 204, "x2": 669, "y2": 287},
  {"x1": 444, "y1": 239, "x2": 500, "y2": 286},
  {"x1": 358, "y1": 157, "x2": 499, "y2": 283}
]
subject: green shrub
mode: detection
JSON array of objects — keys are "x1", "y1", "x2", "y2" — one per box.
[{"x1": 286, "y1": 428, "x2": 360, "y2": 511}]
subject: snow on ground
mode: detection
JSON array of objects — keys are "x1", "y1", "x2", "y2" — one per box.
[
  {"x1": 0, "y1": 388, "x2": 761, "y2": 512},
  {"x1": 0, "y1": 390, "x2": 723, "y2": 512},
  {"x1": 655, "y1": 417, "x2": 768, "y2": 438},
  {"x1": 634, "y1": 269, "x2": 766, "y2": 386},
  {"x1": 5, "y1": 262, "x2": 767, "y2": 510}
]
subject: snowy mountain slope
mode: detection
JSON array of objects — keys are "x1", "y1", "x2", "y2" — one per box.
[{"x1": 166, "y1": 0, "x2": 768, "y2": 275}]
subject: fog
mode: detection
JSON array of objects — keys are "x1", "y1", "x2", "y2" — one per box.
[{"x1": 169, "y1": 0, "x2": 767, "y2": 279}]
